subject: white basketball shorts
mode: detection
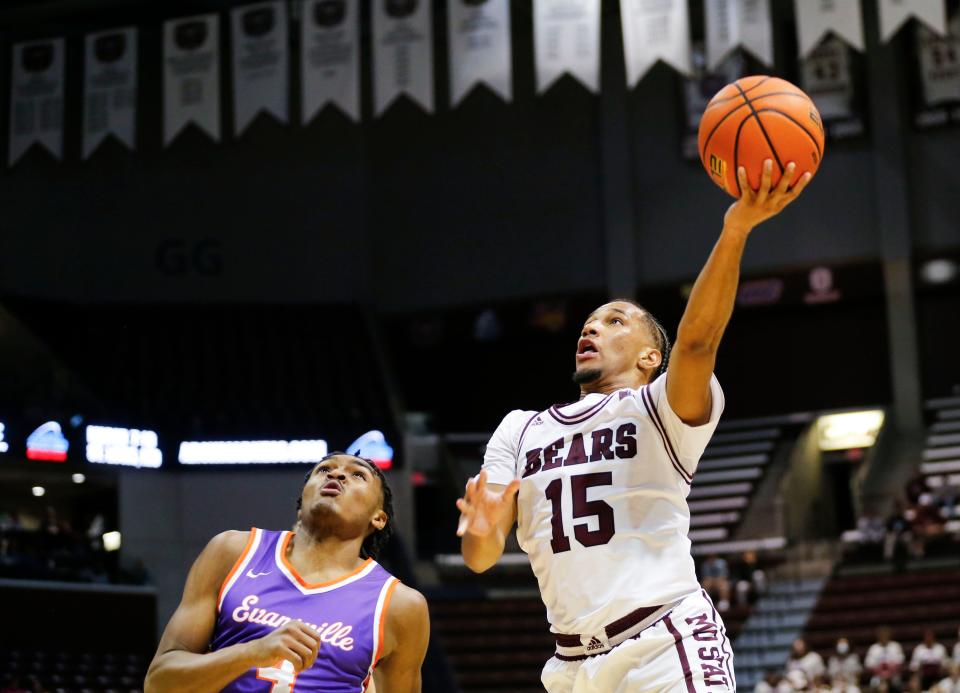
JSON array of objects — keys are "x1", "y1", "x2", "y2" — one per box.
[{"x1": 541, "y1": 590, "x2": 736, "y2": 693}]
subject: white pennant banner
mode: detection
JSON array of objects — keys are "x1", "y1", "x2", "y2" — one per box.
[
  {"x1": 917, "y1": 13, "x2": 960, "y2": 106},
  {"x1": 372, "y1": 0, "x2": 434, "y2": 115},
  {"x1": 533, "y1": 0, "x2": 601, "y2": 93},
  {"x1": 794, "y1": 0, "x2": 864, "y2": 57},
  {"x1": 163, "y1": 14, "x2": 221, "y2": 145},
  {"x1": 448, "y1": 0, "x2": 513, "y2": 105},
  {"x1": 879, "y1": 0, "x2": 946, "y2": 43},
  {"x1": 231, "y1": 1, "x2": 289, "y2": 135},
  {"x1": 83, "y1": 28, "x2": 137, "y2": 159},
  {"x1": 801, "y1": 35, "x2": 855, "y2": 120},
  {"x1": 9, "y1": 38, "x2": 64, "y2": 166},
  {"x1": 301, "y1": 0, "x2": 360, "y2": 122},
  {"x1": 705, "y1": 0, "x2": 773, "y2": 70},
  {"x1": 620, "y1": 0, "x2": 691, "y2": 85}
]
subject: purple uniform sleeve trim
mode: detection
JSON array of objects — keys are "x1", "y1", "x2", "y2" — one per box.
[
  {"x1": 701, "y1": 589, "x2": 737, "y2": 688},
  {"x1": 640, "y1": 386, "x2": 693, "y2": 485},
  {"x1": 547, "y1": 392, "x2": 617, "y2": 425},
  {"x1": 664, "y1": 614, "x2": 698, "y2": 693},
  {"x1": 516, "y1": 411, "x2": 544, "y2": 463}
]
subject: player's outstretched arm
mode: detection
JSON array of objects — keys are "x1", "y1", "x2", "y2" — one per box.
[
  {"x1": 668, "y1": 160, "x2": 811, "y2": 425},
  {"x1": 372, "y1": 584, "x2": 430, "y2": 692},
  {"x1": 456, "y1": 470, "x2": 520, "y2": 573},
  {"x1": 144, "y1": 531, "x2": 321, "y2": 693}
]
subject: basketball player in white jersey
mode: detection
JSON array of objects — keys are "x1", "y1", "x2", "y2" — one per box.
[{"x1": 456, "y1": 161, "x2": 811, "y2": 692}]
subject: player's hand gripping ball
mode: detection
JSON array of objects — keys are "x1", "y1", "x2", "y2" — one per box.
[{"x1": 698, "y1": 75, "x2": 825, "y2": 197}]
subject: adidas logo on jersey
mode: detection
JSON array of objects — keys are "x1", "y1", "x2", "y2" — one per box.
[
  {"x1": 531, "y1": 417, "x2": 543, "y2": 426},
  {"x1": 585, "y1": 636, "x2": 606, "y2": 653}
]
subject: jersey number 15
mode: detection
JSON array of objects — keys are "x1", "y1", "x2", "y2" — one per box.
[{"x1": 544, "y1": 472, "x2": 615, "y2": 553}]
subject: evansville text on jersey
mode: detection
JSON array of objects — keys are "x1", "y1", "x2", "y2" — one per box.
[
  {"x1": 230, "y1": 593, "x2": 357, "y2": 651},
  {"x1": 522, "y1": 423, "x2": 638, "y2": 478}
]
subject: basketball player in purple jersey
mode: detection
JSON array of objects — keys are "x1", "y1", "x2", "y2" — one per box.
[
  {"x1": 146, "y1": 452, "x2": 429, "y2": 692},
  {"x1": 456, "y1": 162, "x2": 811, "y2": 692}
]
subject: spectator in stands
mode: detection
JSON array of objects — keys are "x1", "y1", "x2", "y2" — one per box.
[
  {"x1": 910, "y1": 629, "x2": 949, "y2": 690},
  {"x1": 830, "y1": 671, "x2": 861, "y2": 693},
  {"x1": 866, "y1": 626, "x2": 905, "y2": 689},
  {"x1": 934, "y1": 663, "x2": 960, "y2": 693},
  {"x1": 905, "y1": 472, "x2": 931, "y2": 506},
  {"x1": 733, "y1": 549, "x2": 767, "y2": 606},
  {"x1": 885, "y1": 501, "x2": 912, "y2": 563},
  {"x1": 828, "y1": 637, "x2": 863, "y2": 681},
  {"x1": 755, "y1": 670, "x2": 786, "y2": 693},
  {"x1": 857, "y1": 512, "x2": 886, "y2": 545},
  {"x1": 0, "y1": 510, "x2": 21, "y2": 532},
  {"x1": 788, "y1": 637, "x2": 826, "y2": 683},
  {"x1": 908, "y1": 494, "x2": 947, "y2": 557},
  {"x1": 699, "y1": 553, "x2": 732, "y2": 611}
]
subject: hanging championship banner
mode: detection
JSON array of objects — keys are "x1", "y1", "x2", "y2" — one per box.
[
  {"x1": 801, "y1": 35, "x2": 864, "y2": 138},
  {"x1": 448, "y1": 0, "x2": 512, "y2": 105},
  {"x1": 681, "y1": 45, "x2": 745, "y2": 159},
  {"x1": 163, "y1": 14, "x2": 221, "y2": 145},
  {"x1": 231, "y1": 1, "x2": 288, "y2": 135},
  {"x1": 372, "y1": 0, "x2": 434, "y2": 115},
  {"x1": 704, "y1": 0, "x2": 773, "y2": 70},
  {"x1": 914, "y1": 13, "x2": 960, "y2": 126},
  {"x1": 301, "y1": 0, "x2": 360, "y2": 122},
  {"x1": 879, "y1": 0, "x2": 946, "y2": 43},
  {"x1": 620, "y1": 0, "x2": 691, "y2": 85},
  {"x1": 83, "y1": 28, "x2": 137, "y2": 159},
  {"x1": 918, "y1": 13, "x2": 960, "y2": 105},
  {"x1": 533, "y1": 0, "x2": 600, "y2": 93},
  {"x1": 794, "y1": 0, "x2": 864, "y2": 57},
  {"x1": 801, "y1": 36, "x2": 855, "y2": 120},
  {"x1": 9, "y1": 38, "x2": 64, "y2": 166}
]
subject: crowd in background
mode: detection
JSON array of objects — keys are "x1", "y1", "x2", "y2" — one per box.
[
  {"x1": 0, "y1": 508, "x2": 146, "y2": 585},
  {"x1": 853, "y1": 472, "x2": 960, "y2": 566},
  {"x1": 698, "y1": 550, "x2": 769, "y2": 611},
  {"x1": 755, "y1": 629, "x2": 960, "y2": 693}
]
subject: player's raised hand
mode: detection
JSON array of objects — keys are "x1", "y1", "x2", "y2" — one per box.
[
  {"x1": 247, "y1": 620, "x2": 321, "y2": 673},
  {"x1": 724, "y1": 159, "x2": 812, "y2": 233},
  {"x1": 456, "y1": 470, "x2": 520, "y2": 538}
]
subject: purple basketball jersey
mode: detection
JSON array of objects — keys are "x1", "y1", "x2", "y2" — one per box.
[{"x1": 211, "y1": 528, "x2": 399, "y2": 692}]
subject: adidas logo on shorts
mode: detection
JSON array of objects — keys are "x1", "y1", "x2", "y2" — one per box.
[{"x1": 585, "y1": 637, "x2": 605, "y2": 653}]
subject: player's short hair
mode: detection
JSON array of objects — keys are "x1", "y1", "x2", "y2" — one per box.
[
  {"x1": 296, "y1": 451, "x2": 395, "y2": 561},
  {"x1": 609, "y1": 298, "x2": 671, "y2": 379}
]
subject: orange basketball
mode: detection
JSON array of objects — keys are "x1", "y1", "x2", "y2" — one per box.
[{"x1": 698, "y1": 75, "x2": 825, "y2": 198}]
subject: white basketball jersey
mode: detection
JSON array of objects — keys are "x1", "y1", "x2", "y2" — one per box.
[{"x1": 482, "y1": 373, "x2": 724, "y2": 636}]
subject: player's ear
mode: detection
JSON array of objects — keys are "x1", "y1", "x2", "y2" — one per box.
[
  {"x1": 637, "y1": 347, "x2": 662, "y2": 373},
  {"x1": 370, "y1": 509, "x2": 387, "y2": 532}
]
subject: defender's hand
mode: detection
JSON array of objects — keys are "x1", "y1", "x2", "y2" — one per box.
[
  {"x1": 247, "y1": 620, "x2": 321, "y2": 673},
  {"x1": 724, "y1": 159, "x2": 812, "y2": 234},
  {"x1": 456, "y1": 471, "x2": 520, "y2": 538}
]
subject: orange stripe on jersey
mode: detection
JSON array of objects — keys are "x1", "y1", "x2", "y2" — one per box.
[
  {"x1": 373, "y1": 578, "x2": 400, "y2": 666},
  {"x1": 217, "y1": 528, "x2": 258, "y2": 612},
  {"x1": 279, "y1": 531, "x2": 374, "y2": 589}
]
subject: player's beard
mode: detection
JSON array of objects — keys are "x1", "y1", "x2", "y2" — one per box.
[{"x1": 572, "y1": 367, "x2": 602, "y2": 385}]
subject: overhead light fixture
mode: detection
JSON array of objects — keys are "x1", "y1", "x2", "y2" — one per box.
[
  {"x1": 31, "y1": 486, "x2": 46, "y2": 497},
  {"x1": 817, "y1": 410, "x2": 885, "y2": 451},
  {"x1": 72, "y1": 473, "x2": 86, "y2": 484},
  {"x1": 920, "y1": 258, "x2": 958, "y2": 285},
  {"x1": 102, "y1": 531, "x2": 121, "y2": 552}
]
